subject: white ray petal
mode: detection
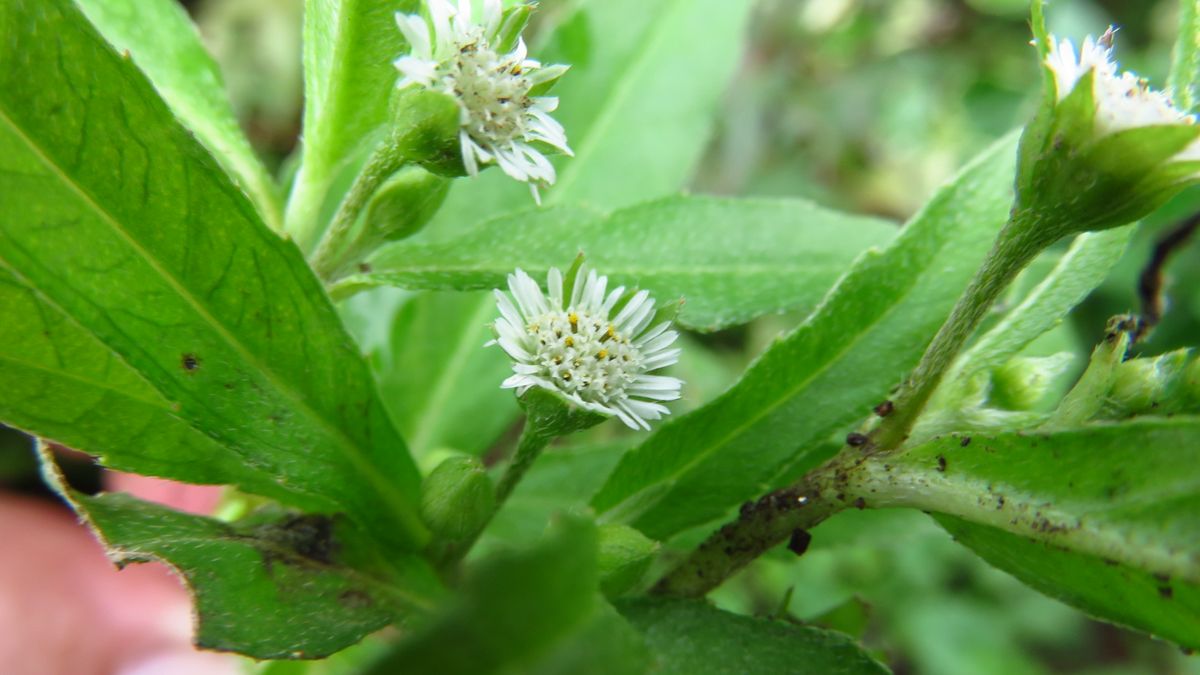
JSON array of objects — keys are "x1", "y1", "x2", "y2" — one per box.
[
  {"x1": 547, "y1": 267, "x2": 564, "y2": 308},
  {"x1": 612, "y1": 290, "x2": 649, "y2": 331}
]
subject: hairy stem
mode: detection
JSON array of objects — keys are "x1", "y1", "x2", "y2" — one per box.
[
  {"x1": 494, "y1": 426, "x2": 552, "y2": 507},
  {"x1": 433, "y1": 425, "x2": 551, "y2": 570},
  {"x1": 656, "y1": 212, "x2": 1057, "y2": 597},
  {"x1": 871, "y1": 215, "x2": 1051, "y2": 449},
  {"x1": 308, "y1": 137, "x2": 412, "y2": 281},
  {"x1": 652, "y1": 455, "x2": 850, "y2": 598}
]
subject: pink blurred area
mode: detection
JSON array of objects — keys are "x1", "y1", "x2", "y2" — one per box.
[{"x1": 0, "y1": 471, "x2": 240, "y2": 675}]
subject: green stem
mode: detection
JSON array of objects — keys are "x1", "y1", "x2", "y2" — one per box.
[
  {"x1": 652, "y1": 454, "x2": 848, "y2": 598},
  {"x1": 431, "y1": 424, "x2": 552, "y2": 570},
  {"x1": 494, "y1": 425, "x2": 552, "y2": 507},
  {"x1": 1045, "y1": 315, "x2": 1134, "y2": 428},
  {"x1": 871, "y1": 215, "x2": 1052, "y2": 450},
  {"x1": 655, "y1": 212, "x2": 1058, "y2": 598},
  {"x1": 308, "y1": 136, "x2": 412, "y2": 281}
]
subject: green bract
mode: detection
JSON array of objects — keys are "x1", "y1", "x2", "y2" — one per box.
[
  {"x1": 1015, "y1": 12, "x2": 1200, "y2": 241},
  {"x1": 420, "y1": 456, "x2": 495, "y2": 543}
]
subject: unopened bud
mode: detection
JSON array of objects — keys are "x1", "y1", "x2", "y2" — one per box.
[
  {"x1": 420, "y1": 456, "x2": 495, "y2": 542},
  {"x1": 990, "y1": 353, "x2": 1073, "y2": 411},
  {"x1": 597, "y1": 524, "x2": 659, "y2": 598},
  {"x1": 388, "y1": 87, "x2": 464, "y2": 177},
  {"x1": 1106, "y1": 349, "x2": 1190, "y2": 416},
  {"x1": 363, "y1": 166, "x2": 450, "y2": 243}
]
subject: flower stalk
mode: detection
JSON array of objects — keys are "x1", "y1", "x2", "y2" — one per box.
[
  {"x1": 308, "y1": 139, "x2": 411, "y2": 280},
  {"x1": 308, "y1": 89, "x2": 460, "y2": 280},
  {"x1": 493, "y1": 423, "x2": 552, "y2": 506},
  {"x1": 870, "y1": 214, "x2": 1055, "y2": 450}
]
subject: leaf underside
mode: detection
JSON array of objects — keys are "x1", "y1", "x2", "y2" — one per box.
[{"x1": 875, "y1": 418, "x2": 1200, "y2": 648}]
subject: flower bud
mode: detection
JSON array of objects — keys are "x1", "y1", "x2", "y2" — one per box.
[
  {"x1": 990, "y1": 353, "x2": 1073, "y2": 411},
  {"x1": 1105, "y1": 349, "x2": 1190, "y2": 416},
  {"x1": 596, "y1": 524, "x2": 659, "y2": 598},
  {"x1": 363, "y1": 166, "x2": 450, "y2": 243},
  {"x1": 420, "y1": 456, "x2": 495, "y2": 542},
  {"x1": 1014, "y1": 9, "x2": 1200, "y2": 241}
]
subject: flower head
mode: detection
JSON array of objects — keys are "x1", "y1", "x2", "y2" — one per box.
[
  {"x1": 491, "y1": 265, "x2": 683, "y2": 430},
  {"x1": 394, "y1": 0, "x2": 571, "y2": 202},
  {"x1": 1011, "y1": 21, "x2": 1200, "y2": 239},
  {"x1": 1045, "y1": 27, "x2": 1197, "y2": 149}
]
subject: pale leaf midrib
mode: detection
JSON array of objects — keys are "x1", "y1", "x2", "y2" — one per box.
[
  {"x1": 0, "y1": 105, "x2": 414, "y2": 527},
  {"x1": 877, "y1": 453, "x2": 1200, "y2": 585},
  {"x1": 0, "y1": 350, "x2": 173, "y2": 408}
]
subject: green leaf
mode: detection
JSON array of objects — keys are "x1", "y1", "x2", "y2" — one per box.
[
  {"x1": 338, "y1": 196, "x2": 897, "y2": 331},
  {"x1": 851, "y1": 418, "x2": 1200, "y2": 648},
  {"x1": 0, "y1": 0, "x2": 424, "y2": 550},
  {"x1": 287, "y1": 0, "x2": 418, "y2": 252},
  {"x1": 618, "y1": 598, "x2": 889, "y2": 675},
  {"x1": 363, "y1": 516, "x2": 606, "y2": 674},
  {"x1": 942, "y1": 227, "x2": 1132, "y2": 386},
  {"x1": 424, "y1": 0, "x2": 755, "y2": 236},
  {"x1": 1170, "y1": 0, "x2": 1200, "y2": 114},
  {"x1": 73, "y1": 0, "x2": 283, "y2": 232},
  {"x1": 41, "y1": 449, "x2": 442, "y2": 660},
  {"x1": 375, "y1": 291, "x2": 515, "y2": 459},
  {"x1": 0, "y1": 268, "x2": 308, "y2": 506},
  {"x1": 542, "y1": 0, "x2": 753, "y2": 208},
  {"x1": 939, "y1": 516, "x2": 1200, "y2": 651},
  {"x1": 522, "y1": 600, "x2": 652, "y2": 675},
  {"x1": 592, "y1": 134, "x2": 1021, "y2": 540}
]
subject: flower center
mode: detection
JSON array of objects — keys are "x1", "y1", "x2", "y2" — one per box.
[
  {"x1": 527, "y1": 308, "x2": 643, "y2": 403},
  {"x1": 440, "y1": 34, "x2": 532, "y2": 146}
]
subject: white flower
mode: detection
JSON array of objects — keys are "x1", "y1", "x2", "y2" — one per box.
[
  {"x1": 1045, "y1": 27, "x2": 1198, "y2": 155},
  {"x1": 491, "y1": 266, "x2": 684, "y2": 431},
  {"x1": 394, "y1": 0, "x2": 572, "y2": 202}
]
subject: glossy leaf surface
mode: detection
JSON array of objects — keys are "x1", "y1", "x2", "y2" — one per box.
[
  {"x1": 343, "y1": 196, "x2": 897, "y2": 331},
  {"x1": 593, "y1": 135, "x2": 1021, "y2": 540},
  {"x1": 74, "y1": 0, "x2": 283, "y2": 230},
  {"x1": 0, "y1": 0, "x2": 424, "y2": 550},
  {"x1": 618, "y1": 598, "x2": 889, "y2": 675}
]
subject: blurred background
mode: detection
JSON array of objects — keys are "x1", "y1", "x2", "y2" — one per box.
[{"x1": 3, "y1": 0, "x2": 1199, "y2": 672}]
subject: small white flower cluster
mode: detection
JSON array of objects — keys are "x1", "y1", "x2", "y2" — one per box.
[
  {"x1": 1046, "y1": 27, "x2": 1198, "y2": 157},
  {"x1": 491, "y1": 266, "x2": 683, "y2": 430},
  {"x1": 394, "y1": 0, "x2": 572, "y2": 201}
]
